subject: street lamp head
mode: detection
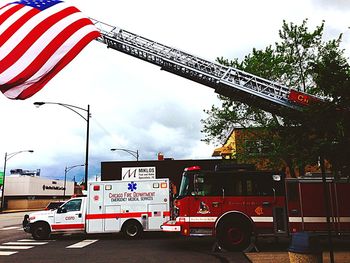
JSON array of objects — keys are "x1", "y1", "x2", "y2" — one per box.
[
  {"x1": 33, "y1": 102, "x2": 45, "y2": 107},
  {"x1": 28, "y1": 150, "x2": 34, "y2": 153}
]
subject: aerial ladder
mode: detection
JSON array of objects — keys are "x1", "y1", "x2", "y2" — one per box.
[{"x1": 90, "y1": 18, "x2": 319, "y2": 116}]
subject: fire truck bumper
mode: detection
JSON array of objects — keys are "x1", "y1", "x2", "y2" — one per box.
[{"x1": 161, "y1": 220, "x2": 181, "y2": 232}]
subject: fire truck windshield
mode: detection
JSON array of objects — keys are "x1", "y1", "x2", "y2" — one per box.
[{"x1": 178, "y1": 173, "x2": 193, "y2": 197}]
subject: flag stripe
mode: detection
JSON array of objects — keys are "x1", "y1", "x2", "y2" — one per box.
[
  {"x1": 0, "y1": 5, "x2": 35, "y2": 37},
  {"x1": 0, "y1": 4, "x2": 23, "y2": 24},
  {"x1": 1, "y1": 11, "x2": 90, "y2": 80},
  {"x1": 11, "y1": 31, "x2": 100, "y2": 99},
  {"x1": 3, "y1": 18, "x2": 97, "y2": 90},
  {"x1": 0, "y1": 0, "x2": 100, "y2": 99},
  {"x1": 1, "y1": 12, "x2": 92, "y2": 85},
  {"x1": 5, "y1": 27, "x2": 100, "y2": 99},
  {"x1": 0, "y1": 6, "x2": 79, "y2": 72},
  {"x1": 0, "y1": 3, "x2": 11, "y2": 12},
  {"x1": 0, "y1": 2, "x2": 71, "y2": 59}
]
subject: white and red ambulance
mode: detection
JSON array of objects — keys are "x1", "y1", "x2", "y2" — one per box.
[{"x1": 23, "y1": 179, "x2": 171, "y2": 240}]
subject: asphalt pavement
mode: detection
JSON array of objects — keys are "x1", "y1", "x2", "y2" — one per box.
[{"x1": 1, "y1": 211, "x2": 349, "y2": 263}]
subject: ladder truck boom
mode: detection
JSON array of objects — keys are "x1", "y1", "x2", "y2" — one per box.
[{"x1": 90, "y1": 18, "x2": 319, "y2": 115}]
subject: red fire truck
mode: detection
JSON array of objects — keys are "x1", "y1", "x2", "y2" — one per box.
[{"x1": 161, "y1": 166, "x2": 350, "y2": 251}]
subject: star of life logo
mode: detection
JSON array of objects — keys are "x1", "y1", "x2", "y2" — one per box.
[{"x1": 128, "y1": 182, "x2": 137, "y2": 192}]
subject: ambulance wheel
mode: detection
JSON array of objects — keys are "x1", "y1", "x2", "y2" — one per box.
[
  {"x1": 216, "y1": 218, "x2": 252, "y2": 251},
  {"x1": 32, "y1": 222, "x2": 51, "y2": 240},
  {"x1": 122, "y1": 220, "x2": 143, "y2": 239}
]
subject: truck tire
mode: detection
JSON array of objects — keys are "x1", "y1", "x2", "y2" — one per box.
[
  {"x1": 122, "y1": 221, "x2": 142, "y2": 239},
  {"x1": 31, "y1": 222, "x2": 51, "y2": 240},
  {"x1": 216, "y1": 217, "x2": 252, "y2": 251}
]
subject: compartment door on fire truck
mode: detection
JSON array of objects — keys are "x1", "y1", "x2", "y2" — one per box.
[
  {"x1": 53, "y1": 198, "x2": 85, "y2": 231},
  {"x1": 189, "y1": 173, "x2": 223, "y2": 235},
  {"x1": 245, "y1": 173, "x2": 287, "y2": 235}
]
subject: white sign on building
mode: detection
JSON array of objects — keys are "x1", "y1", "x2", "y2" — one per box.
[
  {"x1": 5, "y1": 176, "x2": 74, "y2": 196},
  {"x1": 121, "y1": 167, "x2": 156, "y2": 180}
]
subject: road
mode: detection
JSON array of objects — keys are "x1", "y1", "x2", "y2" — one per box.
[
  {"x1": 0, "y1": 211, "x2": 249, "y2": 263},
  {"x1": 0, "y1": 211, "x2": 349, "y2": 263}
]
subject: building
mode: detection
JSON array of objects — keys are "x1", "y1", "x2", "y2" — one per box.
[
  {"x1": 212, "y1": 127, "x2": 330, "y2": 177},
  {"x1": 101, "y1": 158, "x2": 251, "y2": 189},
  {"x1": 3, "y1": 169, "x2": 74, "y2": 210}
]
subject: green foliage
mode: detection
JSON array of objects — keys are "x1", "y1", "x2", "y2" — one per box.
[{"x1": 201, "y1": 19, "x2": 349, "y2": 177}]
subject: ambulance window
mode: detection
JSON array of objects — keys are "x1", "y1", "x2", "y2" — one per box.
[{"x1": 61, "y1": 199, "x2": 82, "y2": 212}]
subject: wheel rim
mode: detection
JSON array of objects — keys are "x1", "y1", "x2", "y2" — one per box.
[
  {"x1": 126, "y1": 225, "x2": 138, "y2": 237},
  {"x1": 227, "y1": 227, "x2": 244, "y2": 245},
  {"x1": 34, "y1": 226, "x2": 45, "y2": 238}
]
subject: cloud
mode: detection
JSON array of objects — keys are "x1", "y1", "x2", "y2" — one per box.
[{"x1": 311, "y1": 0, "x2": 350, "y2": 10}]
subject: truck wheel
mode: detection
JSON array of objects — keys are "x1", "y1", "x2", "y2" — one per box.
[
  {"x1": 216, "y1": 218, "x2": 252, "y2": 251},
  {"x1": 31, "y1": 223, "x2": 51, "y2": 240},
  {"x1": 122, "y1": 221, "x2": 142, "y2": 239}
]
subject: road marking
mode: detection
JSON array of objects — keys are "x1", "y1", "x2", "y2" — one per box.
[
  {"x1": 0, "y1": 238, "x2": 52, "y2": 256},
  {"x1": 18, "y1": 239, "x2": 53, "y2": 242},
  {"x1": 0, "y1": 226, "x2": 21, "y2": 231},
  {"x1": 0, "y1": 245, "x2": 34, "y2": 250},
  {"x1": 66, "y1": 239, "x2": 98, "y2": 249},
  {"x1": 0, "y1": 251, "x2": 18, "y2": 256},
  {"x1": 4, "y1": 242, "x2": 48, "y2": 246}
]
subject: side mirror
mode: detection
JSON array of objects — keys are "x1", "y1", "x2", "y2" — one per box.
[{"x1": 272, "y1": 174, "x2": 281, "y2": 181}]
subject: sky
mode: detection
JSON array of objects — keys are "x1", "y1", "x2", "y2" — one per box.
[{"x1": 0, "y1": 0, "x2": 349, "y2": 183}]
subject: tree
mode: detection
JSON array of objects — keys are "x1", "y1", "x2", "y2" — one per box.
[{"x1": 201, "y1": 19, "x2": 349, "y2": 177}]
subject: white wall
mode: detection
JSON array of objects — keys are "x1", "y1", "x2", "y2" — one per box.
[{"x1": 4, "y1": 176, "x2": 74, "y2": 196}]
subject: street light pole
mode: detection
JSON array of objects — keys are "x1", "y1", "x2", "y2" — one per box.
[
  {"x1": 34, "y1": 102, "x2": 90, "y2": 190},
  {"x1": 64, "y1": 164, "x2": 84, "y2": 198},
  {"x1": 110, "y1": 148, "x2": 139, "y2": 161},
  {"x1": 1, "y1": 150, "x2": 34, "y2": 212}
]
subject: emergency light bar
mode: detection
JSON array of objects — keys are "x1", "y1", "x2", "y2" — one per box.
[{"x1": 184, "y1": 166, "x2": 201, "y2": 172}]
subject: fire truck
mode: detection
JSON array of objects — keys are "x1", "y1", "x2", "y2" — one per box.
[
  {"x1": 86, "y1": 18, "x2": 349, "y2": 251},
  {"x1": 23, "y1": 179, "x2": 171, "y2": 240},
  {"x1": 161, "y1": 166, "x2": 350, "y2": 251}
]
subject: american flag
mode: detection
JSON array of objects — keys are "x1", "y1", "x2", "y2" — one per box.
[{"x1": 0, "y1": 0, "x2": 100, "y2": 99}]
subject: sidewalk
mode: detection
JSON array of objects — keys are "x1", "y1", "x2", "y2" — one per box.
[
  {"x1": 245, "y1": 251, "x2": 350, "y2": 263},
  {"x1": 0, "y1": 208, "x2": 42, "y2": 214}
]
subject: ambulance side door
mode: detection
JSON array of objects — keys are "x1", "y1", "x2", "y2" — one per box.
[{"x1": 53, "y1": 198, "x2": 85, "y2": 231}]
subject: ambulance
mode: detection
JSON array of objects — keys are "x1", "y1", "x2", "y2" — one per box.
[{"x1": 23, "y1": 179, "x2": 171, "y2": 240}]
